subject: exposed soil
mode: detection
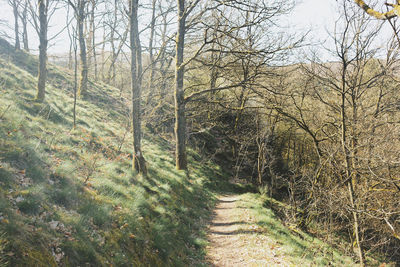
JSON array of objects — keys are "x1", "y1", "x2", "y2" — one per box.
[{"x1": 206, "y1": 194, "x2": 290, "y2": 267}]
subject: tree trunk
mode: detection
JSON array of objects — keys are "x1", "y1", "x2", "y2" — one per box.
[
  {"x1": 174, "y1": 0, "x2": 187, "y2": 170},
  {"x1": 108, "y1": 0, "x2": 117, "y2": 84},
  {"x1": 21, "y1": 2, "x2": 29, "y2": 51},
  {"x1": 130, "y1": 0, "x2": 146, "y2": 174},
  {"x1": 77, "y1": 0, "x2": 88, "y2": 97},
  {"x1": 147, "y1": 0, "x2": 156, "y2": 95},
  {"x1": 257, "y1": 141, "x2": 265, "y2": 185},
  {"x1": 68, "y1": 40, "x2": 73, "y2": 70},
  {"x1": 73, "y1": 22, "x2": 78, "y2": 128},
  {"x1": 90, "y1": 1, "x2": 97, "y2": 79},
  {"x1": 12, "y1": 0, "x2": 20, "y2": 50},
  {"x1": 85, "y1": 10, "x2": 91, "y2": 76},
  {"x1": 101, "y1": 22, "x2": 106, "y2": 81},
  {"x1": 36, "y1": 0, "x2": 47, "y2": 102},
  {"x1": 340, "y1": 69, "x2": 365, "y2": 267}
]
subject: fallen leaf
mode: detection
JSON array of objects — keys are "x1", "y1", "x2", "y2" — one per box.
[
  {"x1": 15, "y1": 196, "x2": 24, "y2": 203},
  {"x1": 49, "y1": 221, "x2": 59, "y2": 230}
]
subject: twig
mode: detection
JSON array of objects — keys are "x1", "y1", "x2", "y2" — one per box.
[{"x1": 0, "y1": 105, "x2": 11, "y2": 119}]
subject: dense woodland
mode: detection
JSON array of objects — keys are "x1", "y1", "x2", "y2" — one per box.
[{"x1": 1, "y1": 0, "x2": 400, "y2": 266}]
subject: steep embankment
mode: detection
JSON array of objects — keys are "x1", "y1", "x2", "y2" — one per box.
[{"x1": 0, "y1": 39, "x2": 224, "y2": 266}]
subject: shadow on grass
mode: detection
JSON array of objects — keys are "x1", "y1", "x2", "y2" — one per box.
[
  {"x1": 210, "y1": 229, "x2": 263, "y2": 236},
  {"x1": 0, "y1": 37, "x2": 228, "y2": 265},
  {"x1": 206, "y1": 180, "x2": 258, "y2": 195},
  {"x1": 211, "y1": 221, "x2": 250, "y2": 227},
  {"x1": 217, "y1": 199, "x2": 236, "y2": 204},
  {"x1": 0, "y1": 38, "x2": 37, "y2": 76}
]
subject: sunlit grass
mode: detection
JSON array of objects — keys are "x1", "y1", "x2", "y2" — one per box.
[
  {"x1": 236, "y1": 193, "x2": 357, "y2": 266},
  {"x1": 0, "y1": 38, "x2": 372, "y2": 267},
  {"x1": 0, "y1": 44, "x2": 219, "y2": 266}
]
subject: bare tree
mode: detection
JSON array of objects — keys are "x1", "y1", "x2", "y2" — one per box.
[
  {"x1": 104, "y1": 0, "x2": 128, "y2": 85},
  {"x1": 173, "y1": 0, "x2": 192, "y2": 170},
  {"x1": 8, "y1": 0, "x2": 20, "y2": 50},
  {"x1": 171, "y1": 0, "x2": 300, "y2": 170},
  {"x1": 67, "y1": 5, "x2": 78, "y2": 128},
  {"x1": 18, "y1": 0, "x2": 29, "y2": 51},
  {"x1": 85, "y1": 0, "x2": 98, "y2": 79},
  {"x1": 68, "y1": 0, "x2": 89, "y2": 97},
  {"x1": 35, "y1": 0, "x2": 48, "y2": 102},
  {"x1": 142, "y1": 0, "x2": 175, "y2": 132},
  {"x1": 146, "y1": 0, "x2": 157, "y2": 93},
  {"x1": 26, "y1": 0, "x2": 50, "y2": 102},
  {"x1": 262, "y1": 2, "x2": 400, "y2": 263},
  {"x1": 129, "y1": 0, "x2": 146, "y2": 174}
]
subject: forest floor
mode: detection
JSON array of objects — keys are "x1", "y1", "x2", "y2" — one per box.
[
  {"x1": 205, "y1": 193, "x2": 358, "y2": 267},
  {"x1": 206, "y1": 194, "x2": 290, "y2": 267}
]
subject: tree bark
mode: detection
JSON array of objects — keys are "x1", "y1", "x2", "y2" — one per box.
[
  {"x1": 77, "y1": 0, "x2": 88, "y2": 97},
  {"x1": 174, "y1": 0, "x2": 187, "y2": 170},
  {"x1": 107, "y1": 0, "x2": 117, "y2": 84},
  {"x1": 340, "y1": 65, "x2": 365, "y2": 267},
  {"x1": 90, "y1": 0, "x2": 97, "y2": 79},
  {"x1": 12, "y1": 0, "x2": 20, "y2": 50},
  {"x1": 354, "y1": 0, "x2": 400, "y2": 20},
  {"x1": 130, "y1": 0, "x2": 146, "y2": 174},
  {"x1": 36, "y1": 0, "x2": 47, "y2": 102},
  {"x1": 21, "y1": 1, "x2": 29, "y2": 51},
  {"x1": 101, "y1": 21, "x2": 106, "y2": 81},
  {"x1": 73, "y1": 22, "x2": 78, "y2": 128},
  {"x1": 147, "y1": 0, "x2": 156, "y2": 94}
]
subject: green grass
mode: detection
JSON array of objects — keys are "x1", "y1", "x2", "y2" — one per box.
[
  {"x1": 0, "y1": 39, "x2": 221, "y2": 266},
  {"x1": 234, "y1": 193, "x2": 355, "y2": 266},
  {"x1": 234, "y1": 193, "x2": 393, "y2": 266},
  {"x1": 0, "y1": 38, "x2": 377, "y2": 266}
]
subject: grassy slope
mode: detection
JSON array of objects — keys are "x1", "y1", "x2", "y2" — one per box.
[
  {"x1": 235, "y1": 192, "x2": 390, "y2": 266},
  {"x1": 235, "y1": 193, "x2": 356, "y2": 266},
  {"x1": 0, "y1": 39, "x2": 385, "y2": 267},
  {"x1": 0, "y1": 39, "x2": 225, "y2": 266}
]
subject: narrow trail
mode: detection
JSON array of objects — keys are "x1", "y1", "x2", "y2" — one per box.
[{"x1": 206, "y1": 194, "x2": 289, "y2": 267}]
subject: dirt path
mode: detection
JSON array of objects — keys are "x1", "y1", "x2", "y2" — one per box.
[{"x1": 206, "y1": 194, "x2": 289, "y2": 267}]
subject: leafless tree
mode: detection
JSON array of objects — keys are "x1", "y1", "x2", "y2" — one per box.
[
  {"x1": 129, "y1": 0, "x2": 146, "y2": 174},
  {"x1": 67, "y1": 0, "x2": 89, "y2": 97},
  {"x1": 260, "y1": 2, "x2": 400, "y2": 263},
  {"x1": 7, "y1": 0, "x2": 20, "y2": 50}
]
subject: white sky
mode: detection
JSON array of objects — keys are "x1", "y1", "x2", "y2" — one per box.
[
  {"x1": 0, "y1": 0, "x2": 395, "y2": 61},
  {"x1": 290, "y1": 0, "x2": 336, "y2": 35}
]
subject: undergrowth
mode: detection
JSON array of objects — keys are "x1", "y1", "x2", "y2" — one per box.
[{"x1": 239, "y1": 193, "x2": 392, "y2": 266}]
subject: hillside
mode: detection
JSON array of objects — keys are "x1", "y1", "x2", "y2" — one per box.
[
  {"x1": 0, "y1": 38, "x2": 226, "y2": 266},
  {"x1": 0, "y1": 38, "x2": 392, "y2": 267}
]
